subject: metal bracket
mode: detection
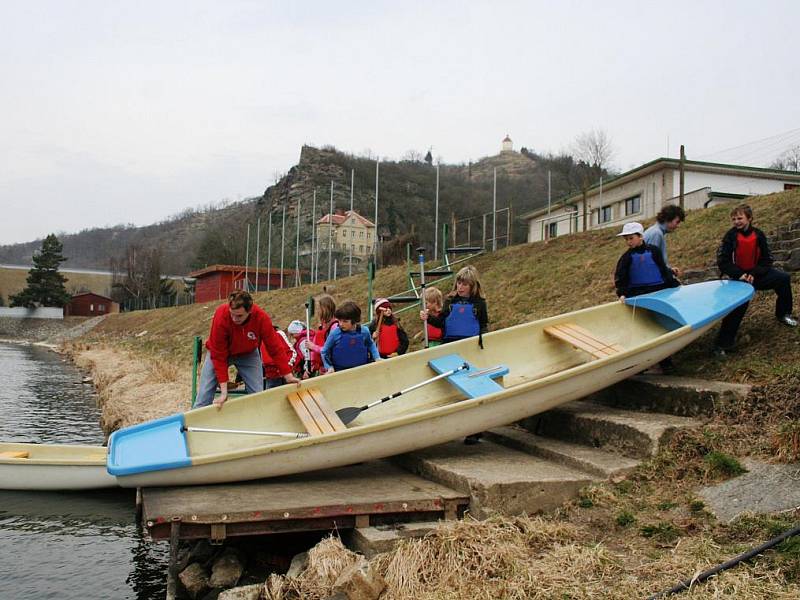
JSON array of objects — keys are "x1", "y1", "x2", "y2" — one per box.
[{"x1": 210, "y1": 523, "x2": 227, "y2": 545}]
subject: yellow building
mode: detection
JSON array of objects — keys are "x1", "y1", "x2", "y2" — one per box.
[{"x1": 316, "y1": 210, "x2": 376, "y2": 265}]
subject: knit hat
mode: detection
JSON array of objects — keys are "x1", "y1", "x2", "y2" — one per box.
[
  {"x1": 374, "y1": 297, "x2": 392, "y2": 312},
  {"x1": 287, "y1": 320, "x2": 305, "y2": 334}
]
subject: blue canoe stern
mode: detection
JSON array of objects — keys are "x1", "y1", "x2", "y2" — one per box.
[
  {"x1": 624, "y1": 280, "x2": 754, "y2": 330},
  {"x1": 107, "y1": 413, "x2": 191, "y2": 476}
]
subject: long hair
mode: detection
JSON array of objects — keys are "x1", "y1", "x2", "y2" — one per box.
[
  {"x1": 316, "y1": 294, "x2": 336, "y2": 324},
  {"x1": 450, "y1": 265, "x2": 484, "y2": 299}
]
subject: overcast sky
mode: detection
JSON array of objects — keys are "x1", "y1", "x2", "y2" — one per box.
[{"x1": 1, "y1": 0, "x2": 799, "y2": 245}]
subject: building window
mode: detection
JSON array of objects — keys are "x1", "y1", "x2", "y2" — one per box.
[
  {"x1": 599, "y1": 205, "x2": 613, "y2": 223},
  {"x1": 625, "y1": 195, "x2": 641, "y2": 216},
  {"x1": 90, "y1": 304, "x2": 94, "y2": 311},
  {"x1": 359, "y1": 245, "x2": 364, "y2": 252},
  {"x1": 548, "y1": 222, "x2": 557, "y2": 238},
  {"x1": 367, "y1": 232, "x2": 371, "y2": 240},
  {"x1": 351, "y1": 230, "x2": 355, "y2": 238},
  {"x1": 360, "y1": 231, "x2": 364, "y2": 238},
  {"x1": 99, "y1": 304, "x2": 106, "y2": 312}
]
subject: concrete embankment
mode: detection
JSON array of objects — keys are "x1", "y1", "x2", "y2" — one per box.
[{"x1": 0, "y1": 315, "x2": 102, "y2": 344}]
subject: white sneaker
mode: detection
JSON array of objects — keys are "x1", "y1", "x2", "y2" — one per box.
[{"x1": 778, "y1": 315, "x2": 798, "y2": 327}]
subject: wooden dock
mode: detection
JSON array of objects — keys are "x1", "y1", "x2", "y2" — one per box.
[{"x1": 142, "y1": 460, "x2": 468, "y2": 543}]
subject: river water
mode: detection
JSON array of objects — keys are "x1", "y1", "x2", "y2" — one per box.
[{"x1": 0, "y1": 342, "x2": 168, "y2": 599}]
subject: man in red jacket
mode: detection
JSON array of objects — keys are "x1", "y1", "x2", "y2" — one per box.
[{"x1": 196, "y1": 291, "x2": 300, "y2": 409}]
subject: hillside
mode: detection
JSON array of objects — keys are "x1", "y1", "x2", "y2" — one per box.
[
  {"x1": 82, "y1": 188, "x2": 799, "y2": 383},
  {"x1": 0, "y1": 144, "x2": 603, "y2": 278}
]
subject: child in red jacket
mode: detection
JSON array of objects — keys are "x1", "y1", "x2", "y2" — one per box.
[{"x1": 368, "y1": 298, "x2": 409, "y2": 358}]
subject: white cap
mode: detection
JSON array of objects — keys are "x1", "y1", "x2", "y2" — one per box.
[
  {"x1": 616, "y1": 222, "x2": 644, "y2": 237},
  {"x1": 287, "y1": 320, "x2": 305, "y2": 334}
]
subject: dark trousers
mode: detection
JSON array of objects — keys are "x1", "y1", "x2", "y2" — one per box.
[{"x1": 716, "y1": 269, "x2": 794, "y2": 349}]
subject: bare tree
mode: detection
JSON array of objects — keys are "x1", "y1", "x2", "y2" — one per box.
[
  {"x1": 771, "y1": 145, "x2": 800, "y2": 171},
  {"x1": 402, "y1": 149, "x2": 423, "y2": 162},
  {"x1": 572, "y1": 129, "x2": 615, "y2": 171}
]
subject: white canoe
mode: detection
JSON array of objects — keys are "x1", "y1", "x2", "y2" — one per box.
[
  {"x1": 0, "y1": 442, "x2": 118, "y2": 490},
  {"x1": 107, "y1": 280, "x2": 752, "y2": 488}
]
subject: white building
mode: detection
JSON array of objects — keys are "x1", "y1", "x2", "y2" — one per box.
[
  {"x1": 522, "y1": 158, "x2": 800, "y2": 243},
  {"x1": 501, "y1": 134, "x2": 513, "y2": 153}
]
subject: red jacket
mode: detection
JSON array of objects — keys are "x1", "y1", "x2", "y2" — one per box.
[
  {"x1": 205, "y1": 303, "x2": 291, "y2": 384},
  {"x1": 261, "y1": 330, "x2": 297, "y2": 379}
]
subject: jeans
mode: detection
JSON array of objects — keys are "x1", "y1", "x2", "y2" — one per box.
[
  {"x1": 195, "y1": 348, "x2": 264, "y2": 408},
  {"x1": 715, "y1": 269, "x2": 794, "y2": 349}
]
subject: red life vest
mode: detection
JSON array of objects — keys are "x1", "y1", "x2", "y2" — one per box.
[
  {"x1": 426, "y1": 310, "x2": 443, "y2": 341},
  {"x1": 377, "y1": 322, "x2": 400, "y2": 356},
  {"x1": 311, "y1": 320, "x2": 338, "y2": 371},
  {"x1": 734, "y1": 230, "x2": 760, "y2": 271}
]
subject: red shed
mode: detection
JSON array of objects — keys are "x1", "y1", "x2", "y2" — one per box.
[
  {"x1": 65, "y1": 292, "x2": 119, "y2": 317},
  {"x1": 189, "y1": 265, "x2": 299, "y2": 304}
]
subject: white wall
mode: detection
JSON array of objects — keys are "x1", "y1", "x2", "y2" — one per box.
[
  {"x1": 0, "y1": 307, "x2": 64, "y2": 319},
  {"x1": 678, "y1": 171, "x2": 790, "y2": 198}
]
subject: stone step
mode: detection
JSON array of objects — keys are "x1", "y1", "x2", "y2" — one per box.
[
  {"x1": 519, "y1": 400, "x2": 703, "y2": 459},
  {"x1": 771, "y1": 237, "x2": 800, "y2": 251},
  {"x1": 586, "y1": 374, "x2": 751, "y2": 417},
  {"x1": 773, "y1": 249, "x2": 791, "y2": 261},
  {"x1": 484, "y1": 425, "x2": 639, "y2": 479},
  {"x1": 393, "y1": 440, "x2": 594, "y2": 518},
  {"x1": 347, "y1": 521, "x2": 440, "y2": 559}
]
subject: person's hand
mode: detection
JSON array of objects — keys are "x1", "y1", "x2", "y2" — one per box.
[
  {"x1": 671, "y1": 267, "x2": 681, "y2": 277},
  {"x1": 301, "y1": 371, "x2": 310, "y2": 380},
  {"x1": 213, "y1": 389, "x2": 228, "y2": 410},
  {"x1": 389, "y1": 352, "x2": 398, "y2": 358},
  {"x1": 284, "y1": 373, "x2": 301, "y2": 386},
  {"x1": 326, "y1": 367, "x2": 335, "y2": 374},
  {"x1": 619, "y1": 296, "x2": 626, "y2": 303},
  {"x1": 740, "y1": 273, "x2": 754, "y2": 284},
  {"x1": 419, "y1": 309, "x2": 428, "y2": 321},
  {"x1": 372, "y1": 331, "x2": 379, "y2": 341}
]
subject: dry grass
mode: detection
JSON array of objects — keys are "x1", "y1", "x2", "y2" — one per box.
[{"x1": 0, "y1": 266, "x2": 113, "y2": 302}]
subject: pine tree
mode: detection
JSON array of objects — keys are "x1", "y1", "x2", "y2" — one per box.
[{"x1": 10, "y1": 234, "x2": 71, "y2": 308}]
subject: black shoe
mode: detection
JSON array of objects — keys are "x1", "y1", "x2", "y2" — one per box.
[{"x1": 464, "y1": 433, "x2": 483, "y2": 445}]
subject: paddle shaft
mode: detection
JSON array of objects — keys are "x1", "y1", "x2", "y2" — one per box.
[
  {"x1": 364, "y1": 363, "x2": 467, "y2": 410},
  {"x1": 418, "y1": 247, "x2": 428, "y2": 348},
  {"x1": 183, "y1": 426, "x2": 309, "y2": 439}
]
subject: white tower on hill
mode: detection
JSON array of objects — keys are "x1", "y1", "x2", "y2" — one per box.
[{"x1": 501, "y1": 134, "x2": 513, "y2": 153}]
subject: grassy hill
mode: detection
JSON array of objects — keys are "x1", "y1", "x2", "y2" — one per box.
[{"x1": 83, "y1": 188, "x2": 799, "y2": 384}]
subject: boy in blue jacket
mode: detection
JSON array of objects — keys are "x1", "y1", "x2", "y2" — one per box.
[{"x1": 321, "y1": 301, "x2": 381, "y2": 373}]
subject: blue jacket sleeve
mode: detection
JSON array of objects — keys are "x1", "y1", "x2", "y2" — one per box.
[
  {"x1": 321, "y1": 328, "x2": 338, "y2": 370},
  {"x1": 363, "y1": 326, "x2": 382, "y2": 361}
]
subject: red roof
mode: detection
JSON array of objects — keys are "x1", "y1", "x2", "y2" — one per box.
[
  {"x1": 317, "y1": 210, "x2": 375, "y2": 227},
  {"x1": 188, "y1": 264, "x2": 297, "y2": 278}
]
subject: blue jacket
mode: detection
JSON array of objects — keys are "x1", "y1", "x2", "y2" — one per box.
[{"x1": 321, "y1": 325, "x2": 381, "y2": 371}]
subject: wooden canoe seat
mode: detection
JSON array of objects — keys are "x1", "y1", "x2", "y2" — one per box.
[
  {"x1": 287, "y1": 388, "x2": 347, "y2": 436},
  {"x1": 0, "y1": 451, "x2": 30, "y2": 459},
  {"x1": 543, "y1": 323, "x2": 623, "y2": 359}
]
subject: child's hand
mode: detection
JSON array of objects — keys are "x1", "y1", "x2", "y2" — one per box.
[
  {"x1": 420, "y1": 309, "x2": 428, "y2": 321},
  {"x1": 618, "y1": 296, "x2": 626, "y2": 303}
]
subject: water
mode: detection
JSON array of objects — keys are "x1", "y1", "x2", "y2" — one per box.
[{"x1": 0, "y1": 342, "x2": 168, "y2": 599}]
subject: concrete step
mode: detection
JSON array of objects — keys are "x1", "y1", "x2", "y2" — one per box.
[
  {"x1": 393, "y1": 440, "x2": 594, "y2": 518},
  {"x1": 347, "y1": 521, "x2": 439, "y2": 559},
  {"x1": 586, "y1": 374, "x2": 751, "y2": 417},
  {"x1": 771, "y1": 238, "x2": 800, "y2": 251},
  {"x1": 519, "y1": 400, "x2": 703, "y2": 459},
  {"x1": 484, "y1": 425, "x2": 639, "y2": 479}
]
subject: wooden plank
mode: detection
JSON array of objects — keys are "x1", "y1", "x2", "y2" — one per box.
[
  {"x1": 544, "y1": 323, "x2": 622, "y2": 359},
  {"x1": 307, "y1": 388, "x2": 347, "y2": 432},
  {"x1": 287, "y1": 391, "x2": 324, "y2": 436},
  {"x1": 297, "y1": 389, "x2": 336, "y2": 434},
  {"x1": 0, "y1": 451, "x2": 30, "y2": 459}
]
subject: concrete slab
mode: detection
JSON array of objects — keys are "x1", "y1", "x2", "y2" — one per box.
[
  {"x1": 347, "y1": 521, "x2": 439, "y2": 558},
  {"x1": 588, "y1": 375, "x2": 751, "y2": 417},
  {"x1": 698, "y1": 458, "x2": 800, "y2": 522},
  {"x1": 394, "y1": 440, "x2": 593, "y2": 518},
  {"x1": 521, "y1": 400, "x2": 703, "y2": 459},
  {"x1": 485, "y1": 425, "x2": 640, "y2": 479}
]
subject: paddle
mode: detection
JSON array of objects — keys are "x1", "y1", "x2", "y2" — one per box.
[
  {"x1": 335, "y1": 362, "x2": 469, "y2": 425},
  {"x1": 182, "y1": 426, "x2": 309, "y2": 439},
  {"x1": 304, "y1": 296, "x2": 314, "y2": 378},
  {"x1": 417, "y1": 246, "x2": 429, "y2": 348}
]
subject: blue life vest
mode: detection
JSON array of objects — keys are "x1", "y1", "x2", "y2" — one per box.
[
  {"x1": 629, "y1": 249, "x2": 664, "y2": 287},
  {"x1": 330, "y1": 328, "x2": 371, "y2": 370},
  {"x1": 444, "y1": 300, "x2": 480, "y2": 339}
]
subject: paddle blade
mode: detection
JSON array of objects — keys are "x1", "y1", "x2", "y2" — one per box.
[{"x1": 336, "y1": 406, "x2": 363, "y2": 425}]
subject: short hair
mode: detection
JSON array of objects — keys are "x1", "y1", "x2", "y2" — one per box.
[
  {"x1": 423, "y1": 286, "x2": 443, "y2": 308},
  {"x1": 316, "y1": 294, "x2": 336, "y2": 323},
  {"x1": 228, "y1": 290, "x2": 253, "y2": 311},
  {"x1": 730, "y1": 203, "x2": 753, "y2": 220},
  {"x1": 656, "y1": 204, "x2": 686, "y2": 224},
  {"x1": 335, "y1": 300, "x2": 361, "y2": 323}
]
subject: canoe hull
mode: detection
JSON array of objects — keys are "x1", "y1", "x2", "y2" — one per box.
[
  {"x1": 115, "y1": 321, "x2": 711, "y2": 488},
  {"x1": 0, "y1": 443, "x2": 118, "y2": 490}
]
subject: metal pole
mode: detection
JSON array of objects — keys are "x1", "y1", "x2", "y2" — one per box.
[
  {"x1": 267, "y1": 211, "x2": 273, "y2": 291},
  {"x1": 328, "y1": 181, "x2": 334, "y2": 281},
  {"x1": 547, "y1": 170, "x2": 551, "y2": 215},
  {"x1": 374, "y1": 159, "x2": 379, "y2": 262},
  {"x1": 434, "y1": 164, "x2": 439, "y2": 260},
  {"x1": 679, "y1": 144, "x2": 686, "y2": 209},
  {"x1": 349, "y1": 168, "x2": 354, "y2": 276},
  {"x1": 245, "y1": 223, "x2": 251, "y2": 292},
  {"x1": 295, "y1": 196, "x2": 301, "y2": 286},
  {"x1": 280, "y1": 203, "x2": 286, "y2": 289},
  {"x1": 311, "y1": 189, "x2": 317, "y2": 284},
  {"x1": 492, "y1": 168, "x2": 497, "y2": 251},
  {"x1": 254, "y1": 216, "x2": 261, "y2": 292}
]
